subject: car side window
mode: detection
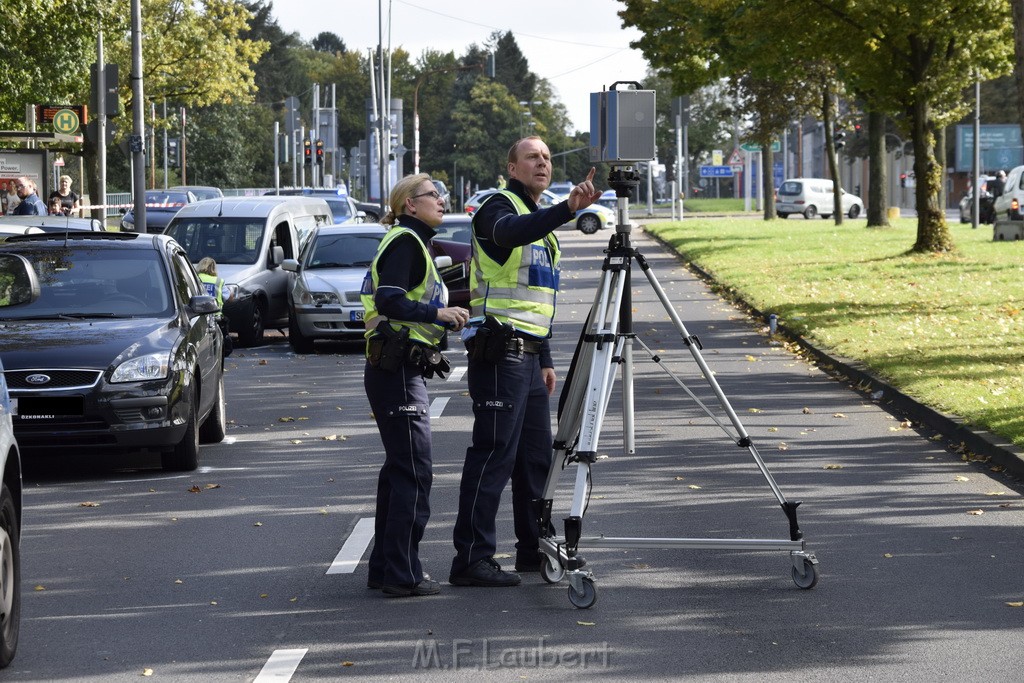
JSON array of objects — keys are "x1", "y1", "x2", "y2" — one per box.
[
  {"x1": 273, "y1": 221, "x2": 294, "y2": 260},
  {"x1": 171, "y1": 250, "x2": 203, "y2": 303}
]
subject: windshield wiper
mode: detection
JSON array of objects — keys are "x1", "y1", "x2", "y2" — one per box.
[{"x1": 2, "y1": 312, "x2": 136, "y2": 320}]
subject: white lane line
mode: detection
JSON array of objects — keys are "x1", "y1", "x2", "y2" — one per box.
[
  {"x1": 448, "y1": 366, "x2": 466, "y2": 382},
  {"x1": 254, "y1": 648, "x2": 307, "y2": 682},
  {"x1": 429, "y1": 397, "x2": 450, "y2": 419},
  {"x1": 222, "y1": 436, "x2": 237, "y2": 445},
  {"x1": 326, "y1": 517, "x2": 375, "y2": 575}
]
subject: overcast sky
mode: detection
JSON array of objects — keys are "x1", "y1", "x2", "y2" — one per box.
[{"x1": 274, "y1": 0, "x2": 651, "y2": 132}]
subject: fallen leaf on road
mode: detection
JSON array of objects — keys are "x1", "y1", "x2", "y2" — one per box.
[
  {"x1": 1006, "y1": 602, "x2": 1023, "y2": 608},
  {"x1": 768, "y1": 427, "x2": 779, "y2": 432},
  {"x1": 966, "y1": 510, "x2": 984, "y2": 516},
  {"x1": 205, "y1": 483, "x2": 220, "y2": 490},
  {"x1": 802, "y1": 407, "x2": 813, "y2": 414},
  {"x1": 79, "y1": 501, "x2": 100, "y2": 507},
  {"x1": 688, "y1": 484, "x2": 702, "y2": 490},
  {"x1": 824, "y1": 464, "x2": 843, "y2": 470},
  {"x1": 253, "y1": 522, "x2": 263, "y2": 527},
  {"x1": 175, "y1": 579, "x2": 183, "y2": 584},
  {"x1": 342, "y1": 661, "x2": 355, "y2": 667},
  {"x1": 674, "y1": 476, "x2": 685, "y2": 481},
  {"x1": 279, "y1": 416, "x2": 295, "y2": 422},
  {"x1": 291, "y1": 439, "x2": 303, "y2": 444},
  {"x1": 778, "y1": 442, "x2": 789, "y2": 451},
  {"x1": 258, "y1": 359, "x2": 268, "y2": 365},
  {"x1": 954, "y1": 476, "x2": 970, "y2": 482},
  {"x1": 260, "y1": 594, "x2": 269, "y2": 599},
  {"x1": 34, "y1": 585, "x2": 45, "y2": 591},
  {"x1": 985, "y1": 491, "x2": 1006, "y2": 496},
  {"x1": 745, "y1": 355, "x2": 759, "y2": 362},
  {"x1": 833, "y1": 413, "x2": 847, "y2": 418},
  {"x1": 577, "y1": 621, "x2": 596, "y2": 626},
  {"x1": 143, "y1": 669, "x2": 154, "y2": 677},
  {"x1": 188, "y1": 485, "x2": 202, "y2": 493},
  {"x1": 747, "y1": 408, "x2": 763, "y2": 413},
  {"x1": 883, "y1": 553, "x2": 893, "y2": 558}
]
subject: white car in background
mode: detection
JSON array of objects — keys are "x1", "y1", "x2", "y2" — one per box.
[{"x1": 465, "y1": 188, "x2": 615, "y2": 234}]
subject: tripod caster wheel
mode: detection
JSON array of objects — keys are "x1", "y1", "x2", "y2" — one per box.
[
  {"x1": 568, "y1": 577, "x2": 598, "y2": 609},
  {"x1": 540, "y1": 557, "x2": 565, "y2": 584},
  {"x1": 791, "y1": 557, "x2": 819, "y2": 589}
]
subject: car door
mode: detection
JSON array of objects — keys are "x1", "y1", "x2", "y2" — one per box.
[{"x1": 170, "y1": 248, "x2": 219, "y2": 411}]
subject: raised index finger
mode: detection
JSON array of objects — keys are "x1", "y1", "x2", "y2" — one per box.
[{"x1": 585, "y1": 167, "x2": 596, "y2": 183}]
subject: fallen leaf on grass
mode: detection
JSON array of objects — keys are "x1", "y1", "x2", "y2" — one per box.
[{"x1": 79, "y1": 501, "x2": 100, "y2": 507}]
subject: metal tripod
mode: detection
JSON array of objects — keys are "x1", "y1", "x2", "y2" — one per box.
[{"x1": 534, "y1": 167, "x2": 819, "y2": 609}]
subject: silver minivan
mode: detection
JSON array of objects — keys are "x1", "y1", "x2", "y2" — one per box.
[
  {"x1": 165, "y1": 196, "x2": 333, "y2": 346},
  {"x1": 776, "y1": 178, "x2": 864, "y2": 219}
]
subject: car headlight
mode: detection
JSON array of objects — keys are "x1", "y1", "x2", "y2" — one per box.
[
  {"x1": 111, "y1": 352, "x2": 171, "y2": 383},
  {"x1": 226, "y1": 284, "x2": 251, "y2": 302},
  {"x1": 310, "y1": 291, "x2": 340, "y2": 305}
]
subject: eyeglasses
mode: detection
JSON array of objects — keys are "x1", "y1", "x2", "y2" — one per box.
[{"x1": 411, "y1": 190, "x2": 441, "y2": 200}]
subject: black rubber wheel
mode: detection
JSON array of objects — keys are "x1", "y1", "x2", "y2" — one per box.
[
  {"x1": 162, "y1": 389, "x2": 199, "y2": 471},
  {"x1": 0, "y1": 483, "x2": 20, "y2": 668},
  {"x1": 847, "y1": 204, "x2": 861, "y2": 219},
  {"x1": 237, "y1": 299, "x2": 266, "y2": 348},
  {"x1": 540, "y1": 557, "x2": 566, "y2": 584},
  {"x1": 803, "y1": 205, "x2": 817, "y2": 219},
  {"x1": 568, "y1": 577, "x2": 597, "y2": 609},
  {"x1": 199, "y1": 374, "x2": 226, "y2": 444},
  {"x1": 577, "y1": 214, "x2": 601, "y2": 235},
  {"x1": 792, "y1": 558, "x2": 819, "y2": 589},
  {"x1": 289, "y1": 314, "x2": 315, "y2": 354}
]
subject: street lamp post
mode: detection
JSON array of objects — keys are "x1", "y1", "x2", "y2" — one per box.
[
  {"x1": 413, "y1": 63, "x2": 482, "y2": 174},
  {"x1": 885, "y1": 132, "x2": 910, "y2": 209}
]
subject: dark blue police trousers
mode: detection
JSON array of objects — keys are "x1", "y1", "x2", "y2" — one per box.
[
  {"x1": 451, "y1": 349, "x2": 552, "y2": 576},
  {"x1": 364, "y1": 360, "x2": 432, "y2": 588}
]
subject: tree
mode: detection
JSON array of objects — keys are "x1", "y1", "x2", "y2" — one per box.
[
  {"x1": 312, "y1": 32, "x2": 346, "y2": 55},
  {"x1": 450, "y1": 80, "x2": 522, "y2": 185}
]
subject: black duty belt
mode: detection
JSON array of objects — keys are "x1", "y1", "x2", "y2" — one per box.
[{"x1": 466, "y1": 335, "x2": 543, "y2": 356}]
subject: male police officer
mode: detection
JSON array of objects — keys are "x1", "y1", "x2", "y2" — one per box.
[{"x1": 449, "y1": 137, "x2": 600, "y2": 587}]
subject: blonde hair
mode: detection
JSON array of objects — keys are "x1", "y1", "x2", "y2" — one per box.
[
  {"x1": 381, "y1": 173, "x2": 433, "y2": 226},
  {"x1": 197, "y1": 257, "x2": 218, "y2": 276},
  {"x1": 59, "y1": 175, "x2": 72, "y2": 184}
]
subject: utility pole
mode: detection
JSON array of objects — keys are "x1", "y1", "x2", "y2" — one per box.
[
  {"x1": 129, "y1": 0, "x2": 146, "y2": 231},
  {"x1": 95, "y1": 19, "x2": 107, "y2": 223}
]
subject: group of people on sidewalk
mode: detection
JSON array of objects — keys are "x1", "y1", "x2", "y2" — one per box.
[
  {"x1": 360, "y1": 135, "x2": 601, "y2": 597},
  {"x1": 2, "y1": 175, "x2": 80, "y2": 216}
]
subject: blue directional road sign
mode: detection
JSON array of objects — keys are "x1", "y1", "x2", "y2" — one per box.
[{"x1": 699, "y1": 165, "x2": 734, "y2": 178}]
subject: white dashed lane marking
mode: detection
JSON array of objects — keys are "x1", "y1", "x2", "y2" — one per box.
[
  {"x1": 326, "y1": 517, "x2": 374, "y2": 575},
  {"x1": 254, "y1": 648, "x2": 307, "y2": 682}
]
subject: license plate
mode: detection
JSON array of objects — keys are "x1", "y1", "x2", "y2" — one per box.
[
  {"x1": 14, "y1": 396, "x2": 84, "y2": 419},
  {"x1": 350, "y1": 310, "x2": 364, "y2": 322}
]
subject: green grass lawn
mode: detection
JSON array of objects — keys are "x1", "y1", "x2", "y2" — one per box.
[
  {"x1": 644, "y1": 217, "x2": 1024, "y2": 447},
  {"x1": 681, "y1": 198, "x2": 751, "y2": 213}
]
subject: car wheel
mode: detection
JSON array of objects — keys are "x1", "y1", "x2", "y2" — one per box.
[
  {"x1": 577, "y1": 213, "x2": 601, "y2": 234},
  {"x1": 289, "y1": 313, "x2": 315, "y2": 354},
  {"x1": 199, "y1": 373, "x2": 227, "y2": 444},
  {"x1": 803, "y1": 205, "x2": 817, "y2": 219},
  {"x1": 0, "y1": 483, "x2": 20, "y2": 669},
  {"x1": 848, "y1": 204, "x2": 861, "y2": 219},
  {"x1": 162, "y1": 390, "x2": 199, "y2": 472},
  {"x1": 237, "y1": 298, "x2": 266, "y2": 348}
]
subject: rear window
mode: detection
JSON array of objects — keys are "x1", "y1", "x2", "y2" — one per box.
[
  {"x1": 779, "y1": 181, "x2": 803, "y2": 196},
  {"x1": 166, "y1": 217, "x2": 266, "y2": 265}
]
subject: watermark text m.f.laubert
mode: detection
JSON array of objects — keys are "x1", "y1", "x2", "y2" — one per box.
[{"x1": 412, "y1": 638, "x2": 611, "y2": 670}]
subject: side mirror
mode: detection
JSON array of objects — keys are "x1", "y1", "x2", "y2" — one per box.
[
  {"x1": 189, "y1": 294, "x2": 220, "y2": 315},
  {"x1": 433, "y1": 255, "x2": 453, "y2": 269},
  {"x1": 0, "y1": 253, "x2": 41, "y2": 307},
  {"x1": 270, "y1": 245, "x2": 284, "y2": 267},
  {"x1": 282, "y1": 258, "x2": 300, "y2": 273}
]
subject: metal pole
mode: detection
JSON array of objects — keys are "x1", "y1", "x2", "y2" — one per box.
[
  {"x1": 162, "y1": 98, "x2": 167, "y2": 189},
  {"x1": 96, "y1": 20, "x2": 108, "y2": 223},
  {"x1": 972, "y1": 74, "x2": 981, "y2": 229},
  {"x1": 130, "y1": 0, "x2": 146, "y2": 231},
  {"x1": 180, "y1": 107, "x2": 187, "y2": 186},
  {"x1": 149, "y1": 101, "x2": 156, "y2": 189},
  {"x1": 273, "y1": 120, "x2": 280, "y2": 192}
]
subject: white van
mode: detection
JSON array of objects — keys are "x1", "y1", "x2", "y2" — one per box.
[
  {"x1": 991, "y1": 164, "x2": 1024, "y2": 222},
  {"x1": 776, "y1": 178, "x2": 864, "y2": 219},
  {"x1": 164, "y1": 196, "x2": 333, "y2": 346}
]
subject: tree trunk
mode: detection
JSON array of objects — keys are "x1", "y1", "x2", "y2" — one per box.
[
  {"x1": 866, "y1": 110, "x2": 889, "y2": 227},
  {"x1": 762, "y1": 141, "x2": 776, "y2": 220},
  {"x1": 822, "y1": 85, "x2": 843, "y2": 225},
  {"x1": 910, "y1": 96, "x2": 953, "y2": 252},
  {"x1": 1013, "y1": 0, "x2": 1024, "y2": 146}
]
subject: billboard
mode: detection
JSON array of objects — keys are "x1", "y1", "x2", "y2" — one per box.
[
  {"x1": 0, "y1": 150, "x2": 48, "y2": 212},
  {"x1": 955, "y1": 124, "x2": 1023, "y2": 172}
]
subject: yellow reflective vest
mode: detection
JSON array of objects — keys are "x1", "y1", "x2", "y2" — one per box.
[
  {"x1": 198, "y1": 273, "x2": 224, "y2": 308},
  {"x1": 470, "y1": 190, "x2": 560, "y2": 338}
]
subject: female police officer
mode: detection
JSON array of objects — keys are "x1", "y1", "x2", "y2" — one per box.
[{"x1": 361, "y1": 174, "x2": 469, "y2": 597}]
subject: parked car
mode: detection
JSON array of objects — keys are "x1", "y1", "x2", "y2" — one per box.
[
  {"x1": 168, "y1": 185, "x2": 223, "y2": 201},
  {"x1": 165, "y1": 196, "x2": 333, "y2": 347},
  {"x1": 464, "y1": 188, "x2": 497, "y2": 216},
  {"x1": 992, "y1": 165, "x2": 1024, "y2": 221},
  {"x1": 0, "y1": 232, "x2": 226, "y2": 471},
  {"x1": 282, "y1": 226, "x2": 387, "y2": 352},
  {"x1": 121, "y1": 189, "x2": 198, "y2": 233},
  {"x1": 354, "y1": 200, "x2": 382, "y2": 223},
  {"x1": 776, "y1": 178, "x2": 863, "y2": 219},
  {"x1": 270, "y1": 188, "x2": 364, "y2": 226},
  {"x1": 0, "y1": 253, "x2": 37, "y2": 668},
  {"x1": 0, "y1": 215, "x2": 105, "y2": 233},
  {"x1": 428, "y1": 213, "x2": 472, "y2": 309},
  {"x1": 548, "y1": 180, "x2": 574, "y2": 197},
  {"x1": 958, "y1": 176, "x2": 996, "y2": 224}
]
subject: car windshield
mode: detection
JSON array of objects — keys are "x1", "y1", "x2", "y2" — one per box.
[
  {"x1": 323, "y1": 198, "x2": 353, "y2": 223},
  {"x1": 166, "y1": 217, "x2": 266, "y2": 265},
  {"x1": 305, "y1": 232, "x2": 382, "y2": 269},
  {"x1": 432, "y1": 218, "x2": 473, "y2": 244},
  {"x1": 145, "y1": 191, "x2": 190, "y2": 209},
  {"x1": 0, "y1": 246, "x2": 172, "y2": 319}
]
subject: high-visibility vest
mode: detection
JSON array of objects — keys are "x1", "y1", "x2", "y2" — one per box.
[
  {"x1": 198, "y1": 273, "x2": 224, "y2": 308},
  {"x1": 470, "y1": 190, "x2": 560, "y2": 338},
  {"x1": 361, "y1": 226, "x2": 448, "y2": 348}
]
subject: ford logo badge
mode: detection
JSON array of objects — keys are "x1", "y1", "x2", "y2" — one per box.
[{"x1": 25, "y1": 374, "x2": 51, "y2": 385}]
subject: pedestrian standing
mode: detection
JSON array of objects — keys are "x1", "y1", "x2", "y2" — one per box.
[
  {"x1": 361, "y1": 173, "x2": 470, "y2": 597},
  {"x1": 12, "y1": 178, "x2": 46, "y2": 215},
  {"x1": 448, "y1": 137, "x2": 600, "y2": 587}
]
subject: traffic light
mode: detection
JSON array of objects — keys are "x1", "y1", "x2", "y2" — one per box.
[
  {"x1": 900, "y1": 173, "x2": 907, "y2": 187},
  {"x1": 315, "y1": 138, "x2": 324, "y2": 165},
  {"x1": 303, "y1": 139, "x2": 312, "y2": 166},
  {"x1": 854, "y1": 123, "x2": 862, "y2": 138},
  {"x1": 835, "y1": 131, "x2": 846, "y2": 150}
]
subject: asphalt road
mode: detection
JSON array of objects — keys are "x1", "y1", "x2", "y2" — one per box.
[{"x1": 9, "y1": 224, "x2": 1024, "y2": 681}]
